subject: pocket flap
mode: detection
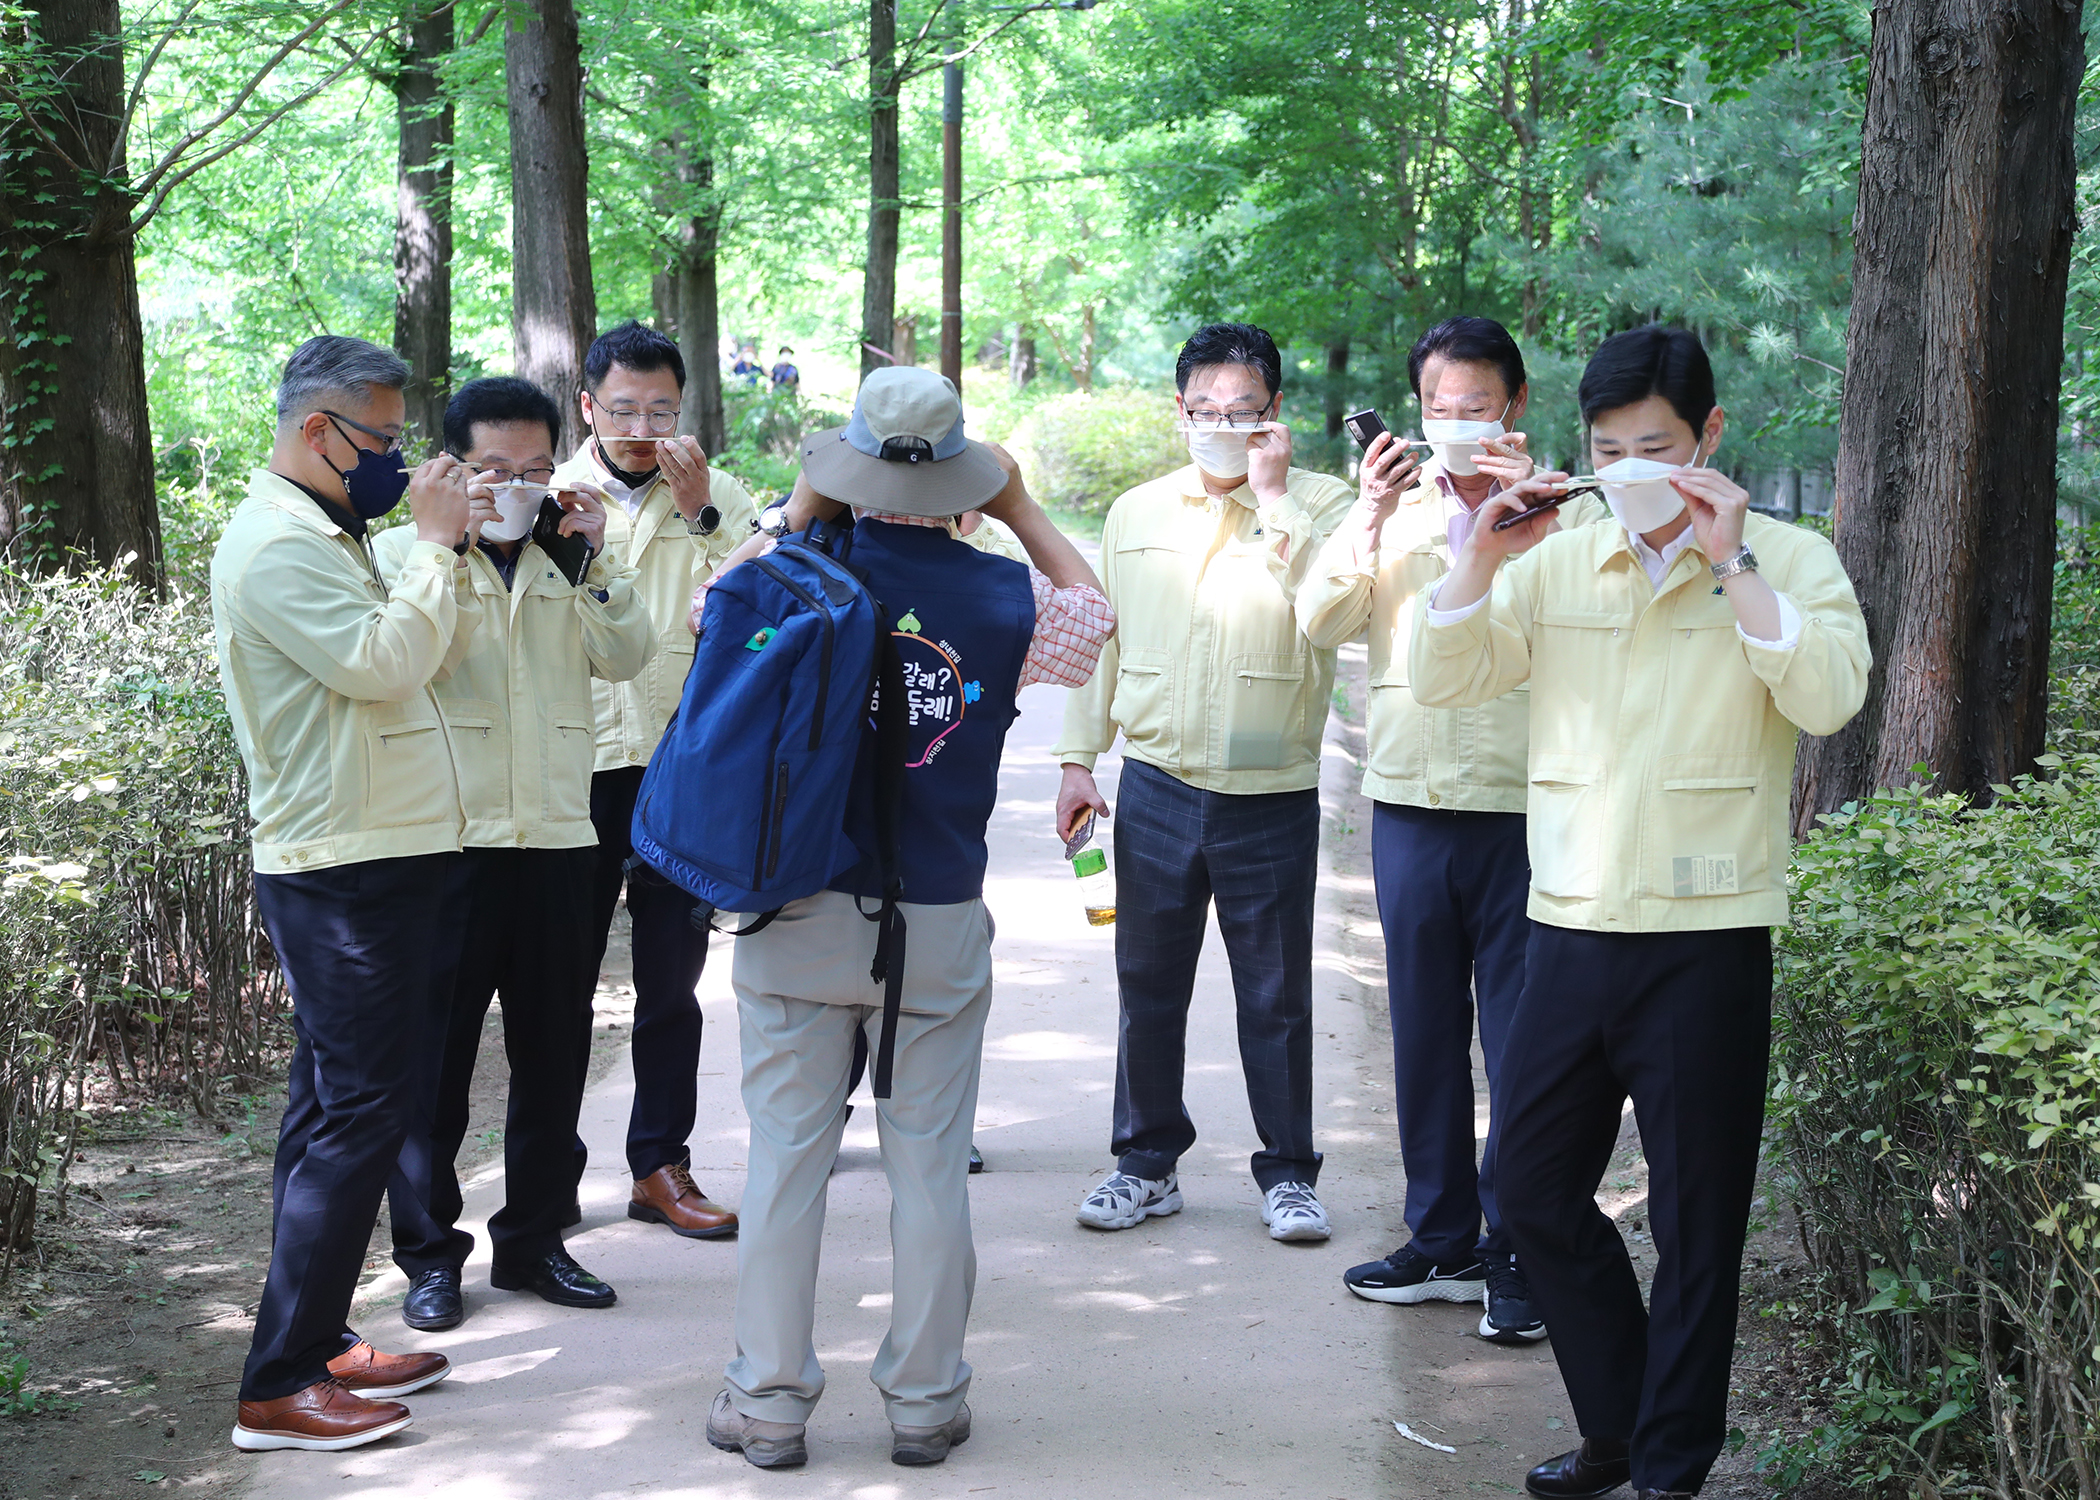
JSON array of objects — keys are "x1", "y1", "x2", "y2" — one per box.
[
  {"x1": 1232, "y1": 651, "x2": 1307, "y2": 683},
  {"x1": 1529, "y1": 751, "x2": 1602, "y2": 788},
  {"x1": 1119, "y1": 648, "x2": 1171, "y2": 677},
  {"x1": 1661, "y1": 774, "x2": 1760, "y2": 791},
  {"x1": 1535, "y1": 609, "x2": 1625, "y2": 631},
  {"x1": 551, "y1": 702, "x2": 593, "y2": 732},
  {"x1": 1657, "y1": 752, "x2": 1763, "y2": 791},
  {"x1": 438, "y1": 697, "x2": 500, "y2": 731},
  {"x1": 367, "y1": 699, "x2": 439, "y2": 733}
]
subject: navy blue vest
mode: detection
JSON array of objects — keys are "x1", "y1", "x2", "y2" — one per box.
[{"x1": 829, "y1": 519, "x2": 1036, "y2": 906}]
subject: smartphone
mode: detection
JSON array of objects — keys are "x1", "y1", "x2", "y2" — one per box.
[
  {"x1": 531, "y1": 496, "x2": 594, "y2": 585},
  {"x1": 1063, "y1": 809, "x2": 1097, "y2": 861},
  {"x1": 1342, "y1": 409, "x2": 1387, "y2": 449},
  {"x1": 1489, "y1": 484, "x2": 1600, "y2": 533}
]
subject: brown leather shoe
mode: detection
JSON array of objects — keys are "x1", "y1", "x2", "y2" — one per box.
[
  {"x1": 629, "y1": 1163, "x2": 738, "y2": 1239},
  {"x1": 231, "y1": 1377, "x2": 411, "y2": 1452},
  {"x1": 327, "y1": 1339, "x2": 450, "y2": 1398}
]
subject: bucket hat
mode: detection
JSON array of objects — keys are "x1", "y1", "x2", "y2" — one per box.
[{"x1": 799, "y1": 367, "x2": 1007, "y2": 517}]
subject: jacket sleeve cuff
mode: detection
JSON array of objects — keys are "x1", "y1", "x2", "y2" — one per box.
[
  {"x1": 1057, "y1": 751, "x2": 1100, "y2": 772},
  {"x1": 403, "y1": 538, "x2": 457, "y2": 574},
  {"x1": 1737, "y1": 590, "x2": 1802, "y2": 650},
  {"x1": 1423, "y1": 576, "x2": 1490, "y2": 626}
]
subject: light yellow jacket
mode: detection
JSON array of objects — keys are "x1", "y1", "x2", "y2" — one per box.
[
  {"x1": 210, "y1": 469, "x2": 478, "y2": 873},
  {"x1": 1408, "y1": 511, "x2": 1870, "y2": 933},
  {"x1": 1056, "y1": 463, "x2": 1356, "y2": 793},
  {"x1": 549, "y1": 448, "x2": 759, "y2": 772},
  {"x1": 374, "y1": 529, "x2": 655, "y2": 849},
  {"x1": 1298, "y1": 471, "x2": 1607, "y2": 811}
]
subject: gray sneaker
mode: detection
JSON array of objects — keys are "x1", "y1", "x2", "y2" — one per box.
[
  {"x1": 706, "y1": 1390, "x2": 807, "y2": 1468},
  {"x1": 891, "y1": 1401, "x2": 971, "y2": 1466}
]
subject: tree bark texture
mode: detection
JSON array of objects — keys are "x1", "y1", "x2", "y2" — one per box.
[
  {"x1": 861, "y1": 0, "x2": 900, "y2": 381},
  {"x1": 1793, "y1": 0, "x2": 2083, "y2": 833},
  {"x1": 0, "y1": 0, "x2": 163, "y2": 589},
  {"x1": 507, "y1": 0, "x2": 598, "y2": 457},
  {"x1": 672, "y1": 143, "x2": 726, "y2": 456},
  {"x1": 1324, "y1": 339, "x2": 1351, "y2": 439},
  {"x1": 393, "y1": 0, "x2": 454, "y2": 455}
]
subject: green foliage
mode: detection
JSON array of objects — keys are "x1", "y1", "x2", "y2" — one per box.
[
  {"x1": 1002, "y1": 387, "x2": 1186, "y2": 516},
  {"x1": 1770, "y1": 752, "x2": 2100, "y2": 1493},
  {"x1": 0, "y1": 563, "x2": 284, "y2": 1270}
]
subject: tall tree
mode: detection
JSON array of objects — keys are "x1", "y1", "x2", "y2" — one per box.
[
  {"x1": 860, "y1": 0, "x2": 901, "y2": 380},
  {"x1": 0, "y1": 0, "x2": 377, "y2": 589},
  {"x1": 392, "y1": 0, "x2": 454, "y2": 452},
  {"x1": 1792, "y1": 0, "x2": 2084, "y2": 829},
  {"x1": 668, "y1": 133, "x2": 727, "y2": 455},
  {"x1": 507, "y1": 0, "x2": 598, "y2": 456}
]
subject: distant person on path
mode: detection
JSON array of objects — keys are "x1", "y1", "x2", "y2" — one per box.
[
  {"x1": 699, "y1": 368, "x2": 1113, "y2": 1471},
  {"x1": 552, "y1": 321, "x2": 759, "y2": 1244},
  {"x1": 1410, "y1": 325, "x2": 1870, "y2": 1500},
  {"x1": 732, "y1": 342, "x2": 764, "y2": 386},
  {"x1": 1300, "y1": 316, "x2": 1604, "y2": 1345},
  {"x1": 1053, "y1": 321, "x2": 1354, "y2": 1243},
  {"x1": 769, "y1": 346, "x2": 801, "y2": 390},
  {"x1": 379, "y1": 376, "x2": 654, "y2": 1333},
  {"x1": 211, "y1": 336, "x2": 486, "y2": 1451}
]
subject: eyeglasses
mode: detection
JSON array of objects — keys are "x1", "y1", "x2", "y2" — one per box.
[
  {"x1": 474, "y1": 465, "x2": 556, "y2": 485},
  {"x1": 596, "y1": 407, "x2": 680, "y2": 436},
  {"x1": 1182, "y1": 401, "x2": 1275, "y2": 429},
  {"x1": 322, "y1": 410, "x2": 404, "y2": 453}
]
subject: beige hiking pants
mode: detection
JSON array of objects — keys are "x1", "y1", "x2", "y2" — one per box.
[{"x1": 722, "y1": 888, "x2": 992, "y2": 1427}]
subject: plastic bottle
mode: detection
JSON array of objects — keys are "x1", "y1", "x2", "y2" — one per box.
[{"x1": 1071, "y1": 844, "x2": 1116, "y2": 926}]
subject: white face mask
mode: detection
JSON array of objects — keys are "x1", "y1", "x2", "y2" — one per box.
[
  {"x1": 1596, "y1": 455, "x2": 1688, "y2": 535},
  {"x1": 1181, "y1": 425, "x2": 1253, "y2": 480},
  {"x1": 480, "y1": 480, "x2": 546, "y2": 544},
  {"x1": 1419, "y1": 401, "x2": 1512, "y2": 477}
]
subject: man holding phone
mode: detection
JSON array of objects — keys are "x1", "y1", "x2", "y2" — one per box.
[
  {"x1": 550, "y1": 320, "x2": 760, "y2": 1241},
  {"x1": 1300, "y1": 317, "x2": 1602, "y2": 1344},
  {"x1": 378, "y1": 376, "x2": 655, "y2": 1330}
]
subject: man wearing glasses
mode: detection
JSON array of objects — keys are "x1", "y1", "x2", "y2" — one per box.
[
  {"x1": 1054, "y1": 322, "x2": 1355, "y2": 1244},
  {"x1": 549, "y1": 320, "x2": 759, "y2": 1241}
]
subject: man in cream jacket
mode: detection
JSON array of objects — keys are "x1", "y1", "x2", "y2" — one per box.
[
  {"x1": 1410, "y1": 325, "x2": 1869, "y2": 1500},
  {"x1": 1054, "y1": 322, "x2": 1354, "y2": 1243},
  {"x1": 378, "y1": 376, "x2": 655, "y2": 1332},
  {"x1": 550, "y1": 321, "x2": 759, "y2": 1239},
  {"x1": 212, "y1": 336, "x2": 482, "y2": 1452},
  {"x1": 1300, "y1": 316, "x2": 1605, "y2": 1345}
]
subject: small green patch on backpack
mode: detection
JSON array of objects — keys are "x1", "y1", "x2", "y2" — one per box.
[
  {"x1": 745, "y1": 627, "x2": 776, "y2": 651},
  {"x1": 897, "y1": 610, "x2": 923, "y2": 634}
]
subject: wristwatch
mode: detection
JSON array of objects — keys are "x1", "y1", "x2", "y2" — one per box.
[
  {"x1": 684, "y1": 503, "x2": 723, "y2": 537},
  {"x1": 1710, "y1": 545, "x2": 1759, "y2": 582},
  {"x1": 757, "y1": 502, "x2": 793, "y2": 539}
]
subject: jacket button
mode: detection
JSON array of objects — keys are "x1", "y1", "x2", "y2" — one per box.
[
  {"x1": 1428, "y1": 792, "x2": 1441, "y2": 806},
  {"x1": 516, "y1": 833, "x2": 527, "y2": 846}
]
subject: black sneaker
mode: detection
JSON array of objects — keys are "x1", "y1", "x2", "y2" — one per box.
[
  {"x1": 1480, "y1": 1251, "x2": 1549, "y2": 1343},
  {"x1": 1343, "y1": 1242, "x2": 1487, "y2": 1304}
]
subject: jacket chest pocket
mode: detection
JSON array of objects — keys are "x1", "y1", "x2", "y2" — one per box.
[
  {"x1": 1651, "y1": 752, "x2": 1771, "y2": 899},
  {"x1": 362, "y1": 701, "x2": 449, "y2": 829},
  {"x1": 1526, "y1": 751, "x2": 1604, "y2": 899},
  {"x1": 1224, "y1": 652, "x2": 1307, "y2": 771}
]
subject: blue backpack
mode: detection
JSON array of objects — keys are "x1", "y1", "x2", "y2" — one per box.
[{"x1": 630, "y1": 521, "x2": 913, "y2": 1093}]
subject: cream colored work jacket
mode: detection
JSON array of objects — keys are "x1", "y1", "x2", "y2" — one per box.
[
  {"x1": 1409, "y1": 511, "x2": 1870, "y2": 932},
  {"x1": 1055, "y1": 463, "x2": 1355, "y2": 794},
  {"x1": 550, "y1": 448, "x2": 759, "y2": 772},
  {"x1": 1299, "y1": 470, "x2": 1607, "y2": 811},
  {"x1": 374, "y1": 529, "x2": 655, "y2": 849},
  {"x1": 210, "y1": 469, "x2": 478, "y2": 873}
]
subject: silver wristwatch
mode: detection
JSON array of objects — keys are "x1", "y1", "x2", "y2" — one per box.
[
  {"x1": 684, "y1": 503, "x2": 723, "y2": 537},
  {"x1": 757, "y1": 502, "x2": 793, "y2": 539},
  {"x1": 1710, "y1": 546, "x2": 1759, "y2": 582}
]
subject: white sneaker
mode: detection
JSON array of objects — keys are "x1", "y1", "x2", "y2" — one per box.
[
  {"x1": 1261, "y1": 1181, "x2": 1331, "y2": 1242},
  {"x1": 1076, "y1": 1170, "x2": 1182, "y2": 1230}
]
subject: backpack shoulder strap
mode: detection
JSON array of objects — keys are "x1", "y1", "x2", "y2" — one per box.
[{"x1": 864, "y1": 603, "x2": 909, "y2": 1098}]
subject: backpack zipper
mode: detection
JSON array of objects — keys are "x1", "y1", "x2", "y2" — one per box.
[
  {"x1": 752, "y1": 557, "x2": 833, "y2": 751},
  {"x1": 764, "y1": 760, "x2": 789, "y2": 879}
]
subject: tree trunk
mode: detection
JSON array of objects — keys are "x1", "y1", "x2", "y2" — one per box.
[
  {"x1": 860, "y1": 0, "x2": 899, "y2": 381},
  {"x1": 393, "y1": 0, "x2": 453, "y2": 455},
  {"x1": 894, "y1": 313, "x2": 919, "y2": 369},
  {"x1": 672, "y1": 144, "x2": 726, "y2": 455},
  {"x1": 1792, "y1": 0, "x2": 2083, "y2": 833},
  {"x1": 1009, "y1": 327, "x2": 1037, "y2": 390},
  {"x1": 1324, "y1": 339, "x2": 1350, "y2": 439},
  {"x1": 506, "y1": 0, "x2": 598, "y2": 457},
  {"x1": 0, "y1": 0, "x2": 162, "y2": 589}
]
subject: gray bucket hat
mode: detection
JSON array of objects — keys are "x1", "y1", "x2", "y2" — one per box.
[{"x1": 799, "y1": 367, "x2": 1007, "y2": 517}]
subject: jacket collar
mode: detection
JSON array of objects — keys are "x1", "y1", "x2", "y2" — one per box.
[
  {"x1": 252, "y1": 469, "x2": 361, "y2": 538},
  {"x1": 1173, "y1": 463, "x2": 1256, "y2": 510}
]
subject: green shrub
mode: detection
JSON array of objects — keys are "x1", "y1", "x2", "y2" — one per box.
[
  {"x1": 1770, "y1": 760, "x2": 2100, "y2": 1496},
  {"x1": 1005, "y1": 386, "x2": 1187, "y2": 516},
  {"x1": 0, "y1": 563, "x2": 282, "y2": 1268}
]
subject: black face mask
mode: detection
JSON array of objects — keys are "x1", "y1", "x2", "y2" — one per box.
[
  {"x1": 593, "y1": 438, "x2": 659, "y2": 489},
  {"x1": 327, "y1": 416, "x2": 412, "y2": 519}
]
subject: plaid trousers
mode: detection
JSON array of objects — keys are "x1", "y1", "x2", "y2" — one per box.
[{"x1": 1110, "y1": 759, "x2": 1322, "y2": 1190}]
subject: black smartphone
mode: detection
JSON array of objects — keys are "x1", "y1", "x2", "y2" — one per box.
[
  {"x1": 1489, "y1": 484, "x2": 1600, "y2": 532},
  {"x1": 531, "y1": 496, "x2": 594, "y2": 585},
  {"x1": 1343, "y1": 409, "x2": 1388, "y2": 449}
]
